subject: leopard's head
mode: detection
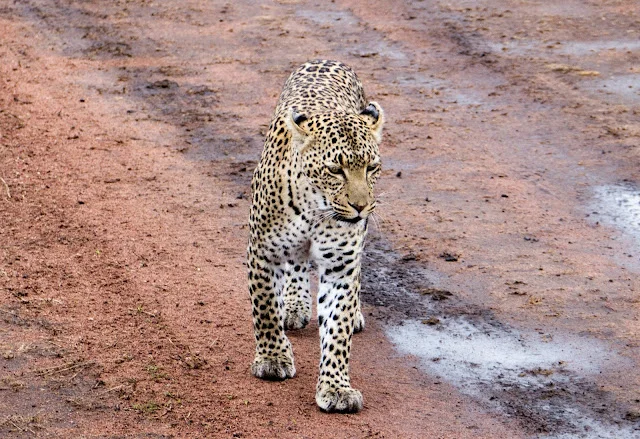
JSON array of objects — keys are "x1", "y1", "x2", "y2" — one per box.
[{"x1": 286, "y1": 102, "x2": 384, "y2": 223}]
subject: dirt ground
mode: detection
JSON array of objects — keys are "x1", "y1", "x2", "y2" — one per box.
[{"x1": 1, "y1": 0, "x2": 639, "y2": 438}]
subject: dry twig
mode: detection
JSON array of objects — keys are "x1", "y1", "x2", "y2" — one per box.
[
  {"x1": 98, "y1": 384, "x2": 125, "y2": 395},
  {"x1": 35, "y1": 360, "x2": 95, "y2": 377},
  {"x1": 0, "y1": 177, "x2": 10, "y2": 199}
]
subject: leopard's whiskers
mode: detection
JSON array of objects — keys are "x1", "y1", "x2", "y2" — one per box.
[
  {"x1": 309, "y1": 207, "x2": 331, "y2": 218},
  {"x1": 311, "y1": 210, "x2": 336, "y2": 228},
  {"x1": 369, "y1": 211, "x2": 383, "y2": 232}
]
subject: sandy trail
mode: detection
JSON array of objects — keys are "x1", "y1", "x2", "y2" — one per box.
[{"x1": 1, "y1": 0, "x2": 639, "y2": 438}]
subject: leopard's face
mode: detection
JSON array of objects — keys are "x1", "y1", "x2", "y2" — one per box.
[
  {"x1": 304, "y1": 127, "x2": 381, "y2": 223},
  {"x1": 288, "y1": 104, "x2": 384, "y2": 223}
]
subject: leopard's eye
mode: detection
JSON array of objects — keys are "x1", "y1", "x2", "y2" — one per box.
[
  {"x1": 327, "y1": 166, "x2": 345, "y2": 177},
  {"x1": 367, "y1": 164, "x2": 381, "y2": 173}
]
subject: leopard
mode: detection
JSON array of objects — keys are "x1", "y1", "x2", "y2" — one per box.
[{"x1": 247, "y1": 59, "x2": 384, "y2": 413}]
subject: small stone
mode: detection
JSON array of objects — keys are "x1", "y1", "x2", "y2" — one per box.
[
  {"x1": 439, "y1": 252, "x2": 459, "y2": 262},
  {"x1": 421, "y1": 317, "x2": 440, "y2": 326},
  {"x1": 624, "y1": 410, "x2": 640, "y2": 421}
]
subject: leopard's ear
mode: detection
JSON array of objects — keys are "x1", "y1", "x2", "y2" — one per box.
[
  {"x1": 360, "y1": 102, "x2": 384, "y2": 143},
  {"x1": 286, "y1": 108, "x2": 311, "y2": 149}
]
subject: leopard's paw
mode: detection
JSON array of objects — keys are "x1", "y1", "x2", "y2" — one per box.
[
  {"x1": 284, "y1": 308, "x2": 310, "y2": 330},
  {"x1": 251, "y1": 356, "x2": 296, "y2": 381},
  {"x1": 353, "y1": 310, "x2": 365, "y2": 333},
  {"x1": 316, "y1": 386, "x2": 363, "y2": 413}
]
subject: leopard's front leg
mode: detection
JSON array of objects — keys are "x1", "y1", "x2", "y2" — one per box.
[
  {"x1": 352, "y1": 264, "x2": 365, "y2": 334},
  {"x1": 247, "y1": 246, "x2": 296, "y2": 380},
  {"x1": 312, "y1": 229, "x2": 366, "y2": 413}
]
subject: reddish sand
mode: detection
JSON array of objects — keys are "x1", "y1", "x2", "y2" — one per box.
[{"x1": 1, "y1": 0, "x2": 639, "y2": 437}]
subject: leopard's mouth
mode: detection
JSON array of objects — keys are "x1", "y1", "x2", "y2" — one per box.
[
  {"x1": 332, "y1": 203, "x2": 375, "y2": 224},
  {"x1": 330, "y1": 198, "x2": 374, "y2": 224},
  {"x1": 336, "y1": 215, "x2": 364, "y2": 224}
]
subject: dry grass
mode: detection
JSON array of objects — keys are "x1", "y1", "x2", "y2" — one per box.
[{"x1": 0, "y1": 415, "x2": 44, "y2": 435}]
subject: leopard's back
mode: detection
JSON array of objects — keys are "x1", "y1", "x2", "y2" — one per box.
[{"x1": 274, "y1": 60, "x2": 367, "y2": 117}]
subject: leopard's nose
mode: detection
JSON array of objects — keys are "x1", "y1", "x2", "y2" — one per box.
[{"x1": 348, "y1": 201, "x2": 367, "y2": 213}]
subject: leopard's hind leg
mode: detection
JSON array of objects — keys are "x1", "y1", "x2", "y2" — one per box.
[{"x1": 283, "y1": 260, "x2": 312, "y2": 330}]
